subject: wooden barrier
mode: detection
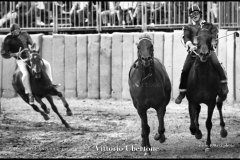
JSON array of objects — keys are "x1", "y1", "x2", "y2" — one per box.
[
  {"x1": 172, "y1": 30, "x2": 188, "y2": 100},
  {"x1": 111, "y1": 33, "x2": 123, "y2": 99},
  {"x1": 88, "y1": 34, "x2": 100, "y2": 99},
  {"x1": 226, "y1": 32, "x2": 235, "y2": 103},
  {"x1": 100, "y1": 34, "x2": 112, "y2": 99},
  {"x1": 0, "y1": 30, "x2": 238, "y2": 103},
  {"x1": 64, "y1": 35, "x2": 77, "y2": 97},
  {"x1": 76, "y1": 35, "x2": 88, "y2": 99},
  {"x1": 235, "y1": 31, "x2": 240, "y2": 102},
  {"x1": 52, "y1": 34, "x2": 65, "y2": 95}
]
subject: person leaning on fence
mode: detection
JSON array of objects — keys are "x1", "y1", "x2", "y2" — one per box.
[
  {"x1": 1, "y1": 23, "x2": 59, "y2": 104},
  {"x1": 175, "y1": 4, "x2": 229, "y2": 104}
]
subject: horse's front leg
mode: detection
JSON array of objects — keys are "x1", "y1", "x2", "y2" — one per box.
[
  {"x1": 189, "y1": 102, "x2": 196, "y2": 135},
  {"x1": 35, "y1": 97, "x2": 50, "y2": 114},
  {"x1": 216, "y1": 98, "x2": 228, "y2": 138},
  {"x1": 193, "y1": 104, "x2": 202, "y2": 140},
  {"x1": 51, "y1": 88, "x2": 72, "y2": 116},
  {"x1": 205, "y1": 102, "x2": 216, "y2": 151},
  {"x1": 30, "y1": 104, "x2": 50, "y2": 121},
  {"x1": 137, "y1": 108, "x2": 151, "y2": 156},
  {"x1": 45, "y1": 95, "x2": 71, "y2": 128},
  {"x1": 154, "y1": 105, "x2": 166, "y2": 143}
]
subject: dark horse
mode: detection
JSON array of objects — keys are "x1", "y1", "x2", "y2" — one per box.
[
  {"x1": 1, "y1": 35, "x2": 72, "y2": 128},
  {"x1": 186, "y1": 28, "x2": 228, "y2": 151},
  {"x1": 128, "y1": 34, "x2": 171, "y2": 156}
]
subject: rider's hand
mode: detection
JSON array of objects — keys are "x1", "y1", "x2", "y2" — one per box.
[
  {"x1": 211, "y1": 42, "x2": 217, "y2": 49},
  {"x1": 189, "y1": 43, "x2": 197, "y2": 52}
]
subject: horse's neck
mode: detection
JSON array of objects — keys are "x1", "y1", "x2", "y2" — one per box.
[{"x1": 193, "y1": 60, "x2": 213, "y2": 80}]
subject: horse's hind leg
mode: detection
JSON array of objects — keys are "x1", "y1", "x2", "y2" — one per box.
[
  {"x1": 35, "y1": 97, "x2": 50, "y2": 114},
  {"x1": 137, "y1": 108, "x2": 151, "y2": 156},
  {"x1": 45, "y1": 95, "x2": 71, "y2": 128},
  {"x1": 205, "y1": 102, "x2": 215, "y2": 149},
  {"x1": 56, "y1": 91, "x2": 72, "y2": 116},
  {"x1": 216, "y1": 99, "x2": 228, "y2": 138},
  {"x1": 154, "y1": 106, "x2": 166, "y2": 143}
]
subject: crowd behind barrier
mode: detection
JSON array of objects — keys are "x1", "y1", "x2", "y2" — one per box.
[{"x1": 0, "y1": 1, "x2": 238, "y2": 33}]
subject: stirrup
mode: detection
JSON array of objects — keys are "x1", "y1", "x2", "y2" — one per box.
[
  {"x1": 29, "y1": 94, "x2": 35, "y2": 105},
  {"x1": 220, "y1": 80, "x2": 227, "y2": 83},
  {"x1": 51, "y1": 83, "x2": 61, "y2": 88}
]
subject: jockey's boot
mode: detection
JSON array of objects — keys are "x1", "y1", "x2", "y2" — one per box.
[
  {"x1": 29, "y1": 93, "x2": 35, "y2": 105},
  {"x1": 52, "y1": 83, "x2": 61, "y2": 88},
  {"x1": 220, "y1": 80, "x2": 229, "y2": 96},
  {"x1": 175, "y1": 91, "x2": 186, "y2": 104}
]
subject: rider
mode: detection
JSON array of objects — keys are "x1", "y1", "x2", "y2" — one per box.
[
  {"x1": 175, "y1": 4, "x2": 229, "y2": 104},
  {"x1": 1, "y1": 23, "x2": 58, "y2": 105}
]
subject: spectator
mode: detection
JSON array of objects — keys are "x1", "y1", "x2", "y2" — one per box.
[
  {"x1": 70, "y1": 2, "x2": 88, "y2": 26},
  {"x1": 210, "y1": 1, "x2": 218, "y2": 23},
  {"x1": 119, "y1": 1, "x2": 137, "y2": 25},
  {"x1": 100, "y1": 2, "x2": 121, "y2": 26},
  {"x1": 100, "y1": 1, "x2": 110, "y2": 26},
  {"x1": 0, "y1": 2, "x2": 17, "y2": 27},
  {"x1": 133, "y1": 2, "x2": 154, "y2": 25}
]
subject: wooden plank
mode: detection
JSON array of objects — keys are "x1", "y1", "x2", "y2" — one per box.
[
  {"x1": 111, "y1": 33, "x2": 123, "y2": 99},
  {"x1": 76, "y1": 35, "x2": 88, "y2": 99},
  {"x1": 100, "y1": 34, "x2": 112, "y2": 99},
  {"x1": 164, "y1": 32, "x2": 173, "y2": 98},
  {"x1": 88, "y1": 34, "x2": 100, "y2": 99},
  {"x1": 64, "y1": 35, "x2": 77, "y2": 97},
  {"x1": 41, "y1": 35, "x2": 53, "y2": 65},
  {"x1": 217, "y1": 29, "x2": 227, "y2": 69},
  {"x1": 0, "y1": 35, "x2": 16, "y2": 98},
  {"x1": 52, "y1": 34, "x2": 65, "y2": 94},
  {"x1": 226, "y1": 31, "x2": 234, "y2": 103},
  {"x1": 122, "y1": 33, "x2": 133, "y2": 100},
  {"x1": 154, "y1": 32, "x2": 164, "y2": 63},
  {"x1": 235, "y1": 31, "x2": 240, "y2": 102},
  {"x1": 172, "y1": 30, "x2": 188, "y2": 100}
]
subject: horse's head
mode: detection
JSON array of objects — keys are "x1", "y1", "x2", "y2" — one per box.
[
  {"x1": 196, "y1": 28, "x2": 213, "y2": 62},
  {"x1": 137, "y1": 34, "x2": 154, "y2": 67},
  {"x1": 29, "y1": 50, "x2": 43, "y2": 79}
]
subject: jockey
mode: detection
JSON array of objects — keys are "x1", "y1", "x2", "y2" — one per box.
[
  {"x1": 1, "y1": 23, "x2": 57, "y2": 105},
  {"x1": 175, "y1": 4, "x2": 228, "y2": 104}
]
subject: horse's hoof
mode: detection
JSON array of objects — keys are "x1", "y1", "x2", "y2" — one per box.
[
  {"x1": 45, "y1": 108, "x2": 50, "y2": 114},
  {"x1": 205, "y1": 147, "x2": 211, "y2": 152},
  {"x1": 190, "y1": 127, "x2": 196, "y2": 135},
  {"x1": 43, "y1": 115, "x2": 50, "y2": 121},
  {"x1": 154, "y1": 133, "x2": 160, "y2": 140},
  {"x1": 195, "y1": 130, "x2": 202, "y2": 139},
  {"x1": 144, "y1": 151, "x2": 151, "y2": 156},
  {"x1": 66, "y1": 110, "x2": 73, "y2": 116},
  {"x1": 220, "y1": 129, "x2": 228, "y2": 138},
  {"x1": 159, "y1": 134, "x2": 166, "y2": 143},
  {"x1": 65, "y1": 123, "x2": 71, "y2": 128}
]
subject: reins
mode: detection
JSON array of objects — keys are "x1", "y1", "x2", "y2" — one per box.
[{"x1": 16, "y1": 47, "x2": 32, "y2": 68}]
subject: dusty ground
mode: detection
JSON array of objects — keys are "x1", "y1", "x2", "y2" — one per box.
[{"x1": 0, "y1": 97, "x2": 240, "y2": 158}]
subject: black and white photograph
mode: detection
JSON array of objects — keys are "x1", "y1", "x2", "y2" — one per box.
[{"x1": 0, "y1": 1, "x2": 240, "y2": 159}]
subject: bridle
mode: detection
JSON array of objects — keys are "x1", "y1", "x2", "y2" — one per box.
[
  {"x1": 137, "y1": 37, "x2": 155, "y2": 85},
  {"x1": 16, "y1": 47, "x2": 45, "y2": 77}
]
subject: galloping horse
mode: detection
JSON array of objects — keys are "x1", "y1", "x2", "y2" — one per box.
[
  {"x1": 186, "y1": 28, "x2": 228, "y2": 151},
  {"x1": 1, "y1": 35, "x2": 72, "y2": 128},
  {"x1": 128, "y1": 34, "x2": 171, "y2": 155}
]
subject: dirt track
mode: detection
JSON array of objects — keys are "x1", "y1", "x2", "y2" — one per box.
[{"x1": 0, "y1": 97, "x2": 240, "y2": 158}]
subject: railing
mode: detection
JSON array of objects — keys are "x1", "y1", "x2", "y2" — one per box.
[{"x1": 0, "y1": 1, "x2": 239, "y2": 34}]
